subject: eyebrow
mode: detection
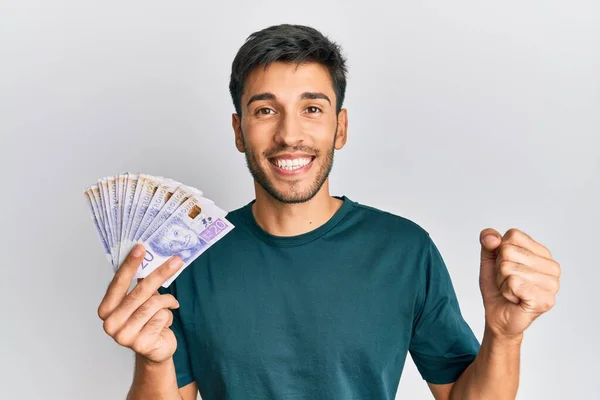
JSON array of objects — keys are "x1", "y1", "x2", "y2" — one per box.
[{"x1": 246, "y1": 92, "x2": 331, "y2": 108}]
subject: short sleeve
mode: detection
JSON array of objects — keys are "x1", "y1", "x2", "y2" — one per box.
[
  {"x1": 408, "y1": 235, "x2": 481, "y2": 384},
  {"x1": 158, "y1": 283, "x2": 195, "y2": 388}
]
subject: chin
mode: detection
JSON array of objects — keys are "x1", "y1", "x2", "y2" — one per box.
[{"x1": 265, "y1": 182, "x2": 323, "y2": 204}]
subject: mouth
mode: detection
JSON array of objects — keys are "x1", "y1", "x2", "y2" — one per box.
[
  {"x1": 268, "y1": 154, "x2": 315, "y2": 176},
  {"x1": 183, "y1": 235, "x2": 191, "y2": 248}
]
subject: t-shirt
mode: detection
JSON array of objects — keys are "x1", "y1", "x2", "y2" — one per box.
[{"x1": 158, "y1": 196, "x2": 480, "y2": 399}]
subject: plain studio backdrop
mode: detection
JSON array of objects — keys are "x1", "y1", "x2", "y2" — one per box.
[{"x1": 1, "y1": 1, "x2": 598, "y2": 399}]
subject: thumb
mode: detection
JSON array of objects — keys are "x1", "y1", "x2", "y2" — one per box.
[
  {"x1": 480, "y1": 228, "x2": 502, "y2": 261},
  {"x1": 479, "y1": 228, "x2": 502, "y2": 293}
]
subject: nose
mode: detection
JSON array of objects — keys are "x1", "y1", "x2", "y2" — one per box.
[{"x1": 274, "y1": 111, "x2": 305, "y2": 147}]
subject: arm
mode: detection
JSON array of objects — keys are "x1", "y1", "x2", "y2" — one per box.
[
  {"x1": 448, "y1": 326, "x2": 521, "y2": 400},
  {"x1": 127, "y1": 353, "x2": 198, "y2": 400},
  {"x1": 428, "y1": 228, "x2": 560, "y2": 400},
  {"x1": 427, "y1": 325, "x2": 522, "y2": 400}
]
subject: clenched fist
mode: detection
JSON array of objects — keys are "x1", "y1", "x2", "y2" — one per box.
[
  {"x1": 97, "y1": 244, "x2": 184, "y2": 363},
  {"x1": 478, "y1": 228, "x2": 561, "y2": 339}
]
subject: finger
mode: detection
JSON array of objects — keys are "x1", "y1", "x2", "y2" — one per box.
[
  {"x1": 131, "y1": 309, "x2": 173, "y2": 354},
  {"x1": 527, "y1": 289, "x2": 557, "y2": 313},
  {"x1": 496, "y1": 261, "x2": 561, "y2": 294},
  {"x1": 98, "y1": 244, "x2": 146, "y2": 321},
  {"x1": 501, "y1": 275, "x2": 556, "y2": 313},
  {"x1": 480, "y1": 228, "x2": 502, "y2": 261},
  {"x1": 496, "y1": 244, "x2": 561, "y2": 277},
  {"x1": 502, "y1": 228, "x2": 553, "y2": 259},
  {"x1": 500, "y1": 274, "x2": 530, "y2": 305},
  {"x1": 112, "y1": 294, "x2": 179, "y2": 345},
  {"x1": 134, "y1": 256, "x2": 184, "y2": 297},
  {"x1": 103, "y1": 256, "x2": 183, "y2": 333}
]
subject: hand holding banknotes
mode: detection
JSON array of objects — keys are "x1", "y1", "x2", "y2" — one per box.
[
  {"x1": 86, "y1": 173, "x2": 235, "y2": 364},
  {"x1": 97, "y1": 244, "x2": 184, "y2": 364},
  {"x1": 84, "y1": 172, "x2": 235, "y2": 287}
]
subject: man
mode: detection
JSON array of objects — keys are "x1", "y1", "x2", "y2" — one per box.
[{"x1": 98, "y1": 24, "x2": 561, "y2": 399}]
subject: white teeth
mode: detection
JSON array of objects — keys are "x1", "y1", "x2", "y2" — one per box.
[{"x1": 274, "y1": 157, "x2": 311, "y2": 170}]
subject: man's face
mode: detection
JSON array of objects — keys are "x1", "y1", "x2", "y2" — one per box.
[
  {"x1": 233, "y1": 62, "x2": 347, "y2": 204},
  {"x1": 158, "y1": 223, "x2": 199, "y2": 254}
]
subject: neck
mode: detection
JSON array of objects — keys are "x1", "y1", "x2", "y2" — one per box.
[{"x1": 251, "y1": 180, "x2": 343, "y2": 237}]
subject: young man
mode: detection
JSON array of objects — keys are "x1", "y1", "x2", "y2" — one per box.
[{"x1": 98, "y1": 24, "x2": 561, "y2": 400}]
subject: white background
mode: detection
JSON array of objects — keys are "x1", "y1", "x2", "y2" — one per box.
[{"x1": 1, "y1": 0, "x2": 598, "y2": 399}]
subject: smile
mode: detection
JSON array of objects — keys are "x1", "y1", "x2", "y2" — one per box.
[{"x1": 268, "y1": 156, "x2": 315, "y2": 171}]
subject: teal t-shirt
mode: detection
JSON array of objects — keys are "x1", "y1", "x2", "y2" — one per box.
[{"x1": 158, "y1": 196, "x2": 480, "y2": 399}]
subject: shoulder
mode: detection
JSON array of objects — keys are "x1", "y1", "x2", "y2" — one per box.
[{"x1": 348, "y1": 199, "x2": 432, "y2": 247}]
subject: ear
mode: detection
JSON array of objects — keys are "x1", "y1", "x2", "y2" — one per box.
[
  {"x1": 232, "y1": 113, "x2": 245, "y2": 153},
  {"x1": 334, "y1": 108, "x2": 348, "y2": 150}
]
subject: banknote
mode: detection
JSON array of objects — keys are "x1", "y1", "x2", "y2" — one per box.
[
  {"x1": 138, "y1": 194, "x2": 234, "y2": 286},
  {"x1": 125, "y1": 175, "x2": 163, "y2": 276},
  {"x1": 98, "y1": 178, "x2": 117, "y2": 263},
  {"x1": 128, "y1": 176, "x2": 182, "y2": 245},
  {"x1": 117, "y1": 173, "x2": 139, "y2": 267},
  {"x1": 138, "y1": 185, "x2": 204, "y2": 243},
  {"x1": 84, "y1": 188, "x2": 113, "y2": 267},
  {"x1": 132, "y1": 180, "x2": 181, "y2": 243},
  {"x1": 85, "y1": 172, "x2": 234, "y2": 285},
  {"x1": 123, "y1": 174, "x2": 148, "y2": 251},
  {"x1": 90, "y1": 184, "x2": 116, "y2": 268},
  {"x1": 115, "y1": 173, "x2": 127, "y2": 263},
  {"x1": 106, "y1": 176, "x2": 120, "y2": 264}
]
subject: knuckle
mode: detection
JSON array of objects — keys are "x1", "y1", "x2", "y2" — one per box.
[
  {"x1": 146, "y1": 295, "x2": 161, "y2": 310},
  {"x1": 126, "y1": 286, "x2": 147, "y2": 304},
  {"x1": 131, "y1": 305, "x2": 150, "y2": 322},
  {"x1": 97, "y1": 303, "x2": 108, "y2": 321},
  {"x1": 134, "y1": 297, "x2": 159, "y2": 320},
  {"x1": 506, "y1": 274, "x2": 521, "y2": 288},
  {"x1": 138, "y1": 296, "x2": 161, "y2": 316},
  {"x1": 119, "y1": 295, "x2": 136, "y2": 311},
  {"x1": 505, "y1": 228, "x2": 521, "y2": 240},
  {"x1": 103, "y1": 319, "x2": 117, "y2": 337},
  {"x1": 114, "y1": 271, "x2": 130, "y2": 287},
  {"x1": 553, "y1": 261, "x2": 562, "y2": 277},
  {"x1": 114, "y1": 330, "x2": 132, "y2": 347},
  {"x1": 498, "y1": 260, "x2": 513, "y2": 277},
  {"x1": 513, "y1": 262, "x2": 527, "y2": 273},
  {"x1": 551, "y1": 277, "x2": 560, "y2": 293},
  {"x1": 155, "y1": 308, "x2": 171, "y2": 322},
  {"x1": 500, "y1": 244, "x2": 519, "y2": 260}
]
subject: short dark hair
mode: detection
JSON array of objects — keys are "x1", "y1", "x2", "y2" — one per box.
[{"x1": 229, "y1": 24, "x2": 348, "y2": 117}]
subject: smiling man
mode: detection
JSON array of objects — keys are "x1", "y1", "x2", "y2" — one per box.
[{"x1": 98, "y1": 24, "x2": 561, "y2": 400}]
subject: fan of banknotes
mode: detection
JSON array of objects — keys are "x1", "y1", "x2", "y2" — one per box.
[{"x1": 84, "y1": 173, "x2": 235, "y2": 287}]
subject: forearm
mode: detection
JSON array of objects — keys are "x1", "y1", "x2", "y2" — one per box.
[
  {"x1": 127, "y1": 353, "x2": 183, "y2": 400},
  {"x1": 450, "y1": 324, "x2": 523, "y2": 400}
]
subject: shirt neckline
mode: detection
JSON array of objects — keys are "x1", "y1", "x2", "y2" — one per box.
[{"x1": 240, "y1": 196, "x2": 354, "y2": 247}]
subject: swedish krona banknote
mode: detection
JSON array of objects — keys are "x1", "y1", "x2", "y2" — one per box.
[{"x1": 84, "y1": 173, "x2": 234, "y2": 286}]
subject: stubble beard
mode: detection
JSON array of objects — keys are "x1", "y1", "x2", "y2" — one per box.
[{"x1": 241, "y1": 129, "x2": 337, "y2": 204}]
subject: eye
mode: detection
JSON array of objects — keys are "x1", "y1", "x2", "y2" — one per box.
[
  {"x1": 306, "y1": 106, "x2": 322, "y2": 114},
  {"x1": 256, "y1": 107, "x2": 275, "y2": 115},
  {"x1": 174, "y1": 230, "x2": 179, "y2": 236}
]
